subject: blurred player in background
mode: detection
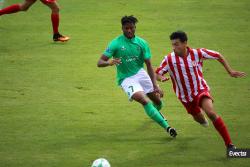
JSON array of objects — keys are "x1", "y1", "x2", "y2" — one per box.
[
  {"x1": 0, "y1": 0, "x2": 69, "y2": 42},
  {"x1": 155, "y1": 31, "x2": 246, "y2": 149}
]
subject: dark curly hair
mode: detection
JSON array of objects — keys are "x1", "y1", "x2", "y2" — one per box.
[
  {"x1": 121, "y1": 15, "x2": 138, "y2": 25},
  {"x1": 170, "y1": 31, "x2": 188, "y2": 42}
]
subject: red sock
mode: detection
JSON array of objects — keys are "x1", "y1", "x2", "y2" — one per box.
[
  {"x1": 51, "y1": 13, "x2": 59, "y2": 34},
  {"x1": 213, "y1": 117, "x2": 232, "y2": 147},
  {"x1": 0, "y1": 4, "x2": 21, "y2": 16}
]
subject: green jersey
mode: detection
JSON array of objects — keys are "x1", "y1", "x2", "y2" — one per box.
[{"x1": 103, "y1": 35, "x2": 151, "y2": 85}]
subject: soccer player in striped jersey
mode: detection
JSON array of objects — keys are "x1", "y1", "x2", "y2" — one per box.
[
  {"x1": 0, "y1": 0, "x2": 69, "y2": 42},
  {"x1": 155, "y1": 31, "x2": 246, "y2": 149},
  {"x1": 97, "y1": 16, "x2": 177, "y2": 138}
]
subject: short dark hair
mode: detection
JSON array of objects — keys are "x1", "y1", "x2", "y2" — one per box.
[
  {"x1": 170, "y1": 31, "x2": 188, "y2": 42},
  {"x1": 121, "y1": 15, "x2": 138, "y2": 26}
]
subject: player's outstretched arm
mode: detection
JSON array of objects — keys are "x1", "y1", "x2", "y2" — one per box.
[
  {"x1": 97, "y1": 55, "x2": 121, "y2": 67},
  {"x1": 217, "y1": 54, "x2": 246, "y2": 78}
]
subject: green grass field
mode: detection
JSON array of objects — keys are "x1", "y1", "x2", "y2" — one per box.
[{"x1": 1, "y1": 0, "x2": 250, "y2": 166}]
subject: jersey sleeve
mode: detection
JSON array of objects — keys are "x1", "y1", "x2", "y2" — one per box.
[
  {"x1": 200, "y1": 48, "x2": 221, "y2": 60},
  {"x1": 103, "y1": 40, "x2": 117, "y2": 58},
  {"x1": 142, "y1": 40, "x2": 152, "y2": 60},
  {"x1": 155, "y1": 57, "x2": 169, "y2": 76}
]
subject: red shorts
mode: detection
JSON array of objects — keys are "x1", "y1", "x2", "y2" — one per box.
[
  {"x1": 40, "y1": 0, "x2": 56, "y2": 3},
  {"x1": 27, "y1": 0, "x2": 56, "y2": 3},
  {"x1": 181, "y1": 90, "x2": 213, "y2": 116}
]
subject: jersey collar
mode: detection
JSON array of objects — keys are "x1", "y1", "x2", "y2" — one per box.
[
  {"x1": 175, "y1": 46, "x2": 191, "y2": 58},
  {"x1": 123, "y1": 34, "x2": 136, "y2": 42}
]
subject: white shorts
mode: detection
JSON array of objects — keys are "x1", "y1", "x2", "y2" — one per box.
[{"x1": 121, "y1": 68, "x2": 154, "y2": 101}]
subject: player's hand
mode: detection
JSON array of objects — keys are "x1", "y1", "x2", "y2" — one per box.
[
  {"x1": 229, "y1": 70, "x2": 246, "y2": 78},
  {"x1": 160, "y1": 76, "x2": 169, "y2": 82},
  {"x1": 156, "y1": 74, "x2": 169, "y2": 82},
  {"x1": 154, "y1": 85, "x2": 164, "y2": 98},
  {"x1": 109, "y1": 58, "x2": 122, "y2": 66}
]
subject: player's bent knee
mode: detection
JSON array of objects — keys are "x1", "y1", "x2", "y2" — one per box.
[
  {"x1": 138, "y1": 98, "x2": 149, "y2": 106},
  {"x1": 206, "y1": 112, "x2": 218, "y2": 121},
  {"x1": 53, "y1": 8, "x2": 59, "y2": 13},
  {"x1": 132, "y1": 93, "x2": 148, "y2": 105},
  {"x1": 193, "y1": 114, "x2": 209, "y2": 127},
  {"x1": 20, "y1": 5, "x2": 29, "y2": 11},
  {"x1": 51, "y1": 6, "x2": 59, "y2": 13},
  {"x1": 193, "y1": 113, "x2": 205, "y2": 123},
  {"x1": 193, "y1": 117, "x2": 205, "y2": 124}
]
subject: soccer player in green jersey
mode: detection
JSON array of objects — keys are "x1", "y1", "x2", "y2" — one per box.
[{"x1": 97, "y1": 15, "x2": 177, "y2": 137}]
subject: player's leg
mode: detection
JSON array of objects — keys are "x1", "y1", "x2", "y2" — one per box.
[
  {"x1": 200, "y1": 97, "x2": 234, "y2": 148},
  {"x1": 0, "y1": 0, "x2": 35, "y2": 16},
  {"x1": 121, "y1": 76, "x2": 176, "y2": 137},
  {"x1": 192, "y1": 112, "x2": 209, "y2": 127},
  {"x1": 40, "y1": 0, "x2": 69, "y2": 42},
  {"x1": 147, "y1": 92, "x2": 163, "y2": 110},
  {"x1": 129, "y1": 90, "x2": 168, "y2": 128},
  {"x1": 200, "y1": 97, "x2": 218, "y2": 121},
  {"x1": 131, "y1": 91, "x2": 177, "y2": 137},
  {"x1": 147, "y1": 92, "x2": 166, "y2": 120},
  {"x1": 181, "y1": 100, "x2": 209, "y2": 127},
  {"x1": 133, "y1": 69, "x2": 177, "y2": 137},
  {"x1": 138, "y1": 69, "x2": 164, "y2": 114}
]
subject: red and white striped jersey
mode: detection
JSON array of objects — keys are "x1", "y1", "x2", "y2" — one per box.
[{"x1": 156, "y1": 47, "x2": 221, "y2": 103}]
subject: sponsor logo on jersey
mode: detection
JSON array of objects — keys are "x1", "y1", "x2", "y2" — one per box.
[{"x1": 192, "y1": 61, "x2": 198, "y2": 67}]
